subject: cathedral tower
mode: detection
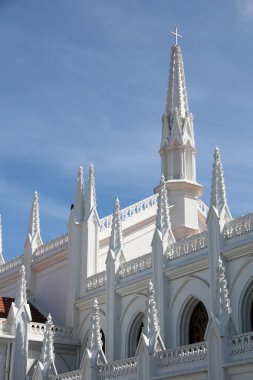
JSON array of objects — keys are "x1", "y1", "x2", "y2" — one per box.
[{"x1": 159, "y1": 31, "x2": 203, "y2": 239}]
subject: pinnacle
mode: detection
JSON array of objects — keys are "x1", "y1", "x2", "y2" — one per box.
[
  {"x1": 156, "y1": 175, "x2": 171, "y2": 235},
  {"x1": 29, "y1": 191, "x2": 41, "y2": 238},
  {"x1": 74, "y1": 166, "x2": 85, "y2": 223},
  {"x1": 210, "y1": 147, "x2": 230, "y2": 218},
  {"x1": 85, "y1": 163, "x2": 97, "y2": 215},
  {"x1": 143, "y1": 280, "x2": 160, "y2": 339},
  {"x1": 109, "y1": 198, "x2": 123, "y2": 255},
  {"x1": 15, "y1": 264, "x2": 27, "y2": 309},
  {"x1": 88, "y1": 298, "x2": 102, "y2": 352},
  {"x1": 40, "y1": 313, "x2": 55, "y2": 368}
]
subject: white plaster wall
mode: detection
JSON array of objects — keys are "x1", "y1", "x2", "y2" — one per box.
[{"x1": 33, "y1": 258, "x2": 68, "y2": 325}]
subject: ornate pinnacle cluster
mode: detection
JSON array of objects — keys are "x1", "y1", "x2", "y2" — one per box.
[
  {"x1": 166, "y1": 45, "x2": 189, "y2": 119},
  {"x1": 87, "y1": 298, "x2": 102, "y2": 352},
  {"x1": 74, "y1": 166, "x2": 85, "y2": 222},
  {"x1": 86, "y1": 163, "x2": 96, "y2": 212},
  {"x1": 143, "y1": 281, "x2": 160, "y2": 340},
  {"x1": 29, "y1": 191, "x2": 41, "y2": 238},
  {"x1": 211, "y1": 148, "x2": 228, "y2": 215},
  {"x1": 15, "y1": 265, "x2": 27, "y2": 309},
  {"x1": 215, "y1": 257, "x2": 232, "y2": 318},
  {"x1": 109, "y1": 198, "x2": 123, "y2": 255},
  {"x1": 40, "y1": 314, "x2": 55, "y2": 368},
  {"x1": 156, "y1": 175, "x2": 171, "y2": 236}
]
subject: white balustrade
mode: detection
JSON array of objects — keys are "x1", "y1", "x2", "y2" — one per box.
[
  {"x1": 98, "y1": 357, "x2": 137, "y2": 379},
  {"x1": 100, "y1": 194, "x2": 158, "y2": 232},
  {"x1": 158, "y1": 341, "x2": 207, "y2": 367},
  {"x1": 51, "y1": 370, "x2": 81, "y2": 380},
  {"x1": 231, "y1": 331, "x2": 253, "y2": 355},
  {"x1": 0, "y1": 255, "x2": 23, "y2": 274},
  {"x1": 87, "y1": 271, "x2": 106, "y2": 291},
  {"x1": 29, "y1": 322, "x2": 73, "y2": 340},
  {"x1": 197, "y1": 199, "x2": 209, "y2": 216},
  {"x1": 224, "y1": 213, "x2": 253, "y2": 240},
  {"x1": 119, "y1": 253, "x2": 152, "y2": 278},
  {"x1": 34, "y1": 233, "x2": 68, "y2": 258},
  {"x1": 166, "y1": 231, "x2": 208, "y2": 262},
  {"x1": 0, "y1": 318, "x2": 13, "y2": 335}
]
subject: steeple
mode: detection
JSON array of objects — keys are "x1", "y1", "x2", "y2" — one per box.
[
  {"x1": 85, "y1": 163, "x2": 97, "y2": 220},
  {"x1": 109, "y1": 198, "x2": 123, "y2": 256},
  {"x1": 15, "y1": 265, "x2": 27, "y2": 310},
  {"x1": 210, "y1": 147, "x2": 232, "y2": 223},
  {"x1": 28, "y1": 191, "x2": 42, "y2": 246},
  {"x1": 156, "y1": 175, "x2": 171, "y2": 236},
  {"x1": 73, "y1": 166, "x2": 85, "y2": 223},
  {"x1": 158, "y1": 35, "x2": 203, "y2": 239}
]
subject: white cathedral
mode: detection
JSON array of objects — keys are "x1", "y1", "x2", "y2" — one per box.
[{"x1": 0, "y1": 35, "x2": 252, "y2": 380}]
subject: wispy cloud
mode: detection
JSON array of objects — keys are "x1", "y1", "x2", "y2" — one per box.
[{"x1": 235, "y1": 0, "x2": 253, "y2": 19}]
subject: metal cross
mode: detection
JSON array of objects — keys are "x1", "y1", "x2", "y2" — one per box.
[{"x1": 170, "y1": 27, "x2": 183, "y2": 45}]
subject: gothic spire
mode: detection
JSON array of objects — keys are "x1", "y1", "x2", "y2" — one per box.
[
  {"x1": 210, "y1": 147, "x2": 232, "y2": 221},
  {"x1": 85, "y1": 163, "x2": 97, "y2": 219},
  {"x1": 87, "y1": 298, "x2": 103, "y2": 353},
  {"x1": 28, "y1": 191, "x2": 41, "y2": 240},
  {"x1": 156, "y1": 175, "x2": 171, "y2": 236},
  {"x1": 166, "y1": 44, "x2": 189, "y2": 119},
  {"x1": 143, "y1": 280, "x2": 160, "y2": 340},
  {"x1": 109, "y1": 198, "x2": 123, "y2": 256},
  {"x1": 73, "y1": 166, "x2": 85, "y2": 223},
  {"x1": 15, "y1": 265, "x2": 27, "y2": 309}
]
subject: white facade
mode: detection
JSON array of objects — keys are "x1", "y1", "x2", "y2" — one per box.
[{"x1": 0, "y1": 41, "x2": 253, "y2": 380}]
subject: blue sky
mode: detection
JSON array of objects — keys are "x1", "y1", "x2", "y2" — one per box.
[{"x1": 0, "y1": 0, "x2": 253, "y2": 260}]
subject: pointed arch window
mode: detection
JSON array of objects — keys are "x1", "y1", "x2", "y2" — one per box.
[
  {"x1": 128, "y1": 313, "x2": 144, "y2": 357},
  {"x1": 189, "y1": 301, "x2": 208, "y2": 344}
]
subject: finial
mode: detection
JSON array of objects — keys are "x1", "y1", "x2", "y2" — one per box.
[
  {"x1": 15, "y1": 264, "x2": 27, "y2": 309},
  {"x1": 88, "y1": 298, "x2": 102, "y2": 353},
  {"x1": 156, "y1": 175, "x2": 171, "y2": 235},
  {"x1": 109, "y1": 198, "x2": 123, "y2": 254},
  {"x1": 74, "y1": 166, "x2": 85, "y2": 223},
  {"x1": 170, "y1": 27, "x2": 183, "y2": 45}
]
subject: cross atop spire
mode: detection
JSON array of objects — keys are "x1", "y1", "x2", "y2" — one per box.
[{"x1": 170, "y1": 27, "x2": 183, "y2": 46}]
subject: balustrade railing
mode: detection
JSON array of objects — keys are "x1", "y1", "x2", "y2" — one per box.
[
  {"x1": 224, "y1": 213, "x2": 253, "y2": 240},
  {"x1": 198, "y1": 199, "x2": 209, "y2": 216},
  {"x1": 0, "y1": 255, "x2": 23, "y2": 274},
  {"x1": 29, "y1": 322, "x2": 73, "y2": 340},
  {"x1": 87, "y1": 271, "x2": 106, "y2": 291},
  {"x1": 166, "y1": 231, "x2": 208, "y2": 262},
  {"x1": 51, "y1": 370, "x2": 81, "y2": 380},
  {"x1": 0, "y1": 318, "x2": 13, "y2": 335},
  {"x1": 231, "y1": 331, "x2": 253, "y2": 355},
  {"x1": 34, "y1": 233, "x2": 68, "y2": 258},
  {"x1": 98, "y1": 357, "x2": 137, "y2": 379},
  {"x1": 158, "y1": 341, "x2": 207, "y2": 367},
  {"x1": 119, "y1": 253, "x2": 152, "y2": 279},
  {"x1": 100, "y1": 194, "x2": 158, "y2": 232}
]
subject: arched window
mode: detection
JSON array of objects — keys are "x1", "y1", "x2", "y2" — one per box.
[
  {"x1": 100, "y1": 329, "x2": 105, "y2": 353},
  {"x1": 241, "y1": 281, "x2": 253, "y2": 333},
  {"x1": 189, "y1": 301, "x2": 208, "y2": 344},
  {"x1": 128, "y1": 313, "x2": 144, "y2": 357}
]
